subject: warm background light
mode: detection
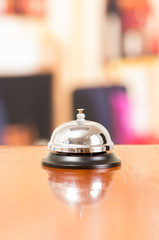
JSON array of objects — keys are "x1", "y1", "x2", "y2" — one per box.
[{"x1": 0, "y1": 0, "x2": 159, "y2": 145}]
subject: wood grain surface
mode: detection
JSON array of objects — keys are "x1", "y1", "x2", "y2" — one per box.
[{"x1": 0, "y1": 145, "x2": 159, "y2": 240}]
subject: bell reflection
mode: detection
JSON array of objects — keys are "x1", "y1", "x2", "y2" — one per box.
[{"x1": 42, "y1": 166, "x2": 120, "y2": 206}]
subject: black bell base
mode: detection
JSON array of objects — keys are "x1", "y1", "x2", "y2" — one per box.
[{"x1": 42, "y1": 152, "x2": 121, "y2": 169}]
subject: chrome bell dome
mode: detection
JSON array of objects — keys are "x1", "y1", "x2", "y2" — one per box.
[{"x1": 48, "y1": 109, "x2": 114, "y2": 154}]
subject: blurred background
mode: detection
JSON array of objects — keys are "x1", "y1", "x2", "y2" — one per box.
[{"x1": 0, "y1": 0, "x2": 159, "y2": 145}]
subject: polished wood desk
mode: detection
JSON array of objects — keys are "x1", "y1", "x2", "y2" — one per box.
[{"x1": 0, "y1": 145, "x2": 159, "y2": 240}]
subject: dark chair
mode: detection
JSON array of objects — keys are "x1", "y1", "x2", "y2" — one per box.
[
  {"x1": 73, "y1": 86, "x2": 134, "y2": 144},
  {"x1": 0, "y1": 74, "x2": 52, "y2": 140}
]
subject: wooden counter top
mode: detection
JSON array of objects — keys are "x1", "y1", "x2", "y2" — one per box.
[{"x1": 0, "y1": 145, "x2": 159, "y2": 240}]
